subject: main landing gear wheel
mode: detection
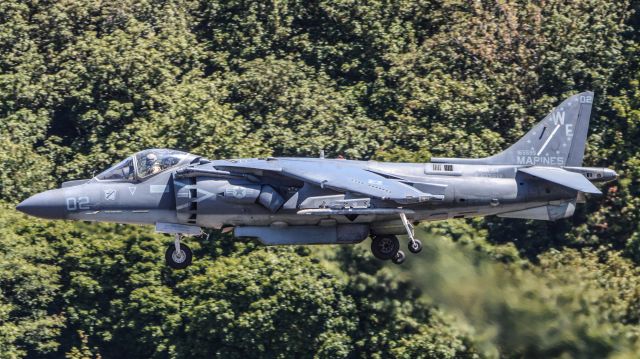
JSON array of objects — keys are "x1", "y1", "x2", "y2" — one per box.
[
  {"x1": 166, "y1": 234, "x2": 193, "y2": 270},
  {"x1": 408, "y1": 239, "x2": 423, "y2": 254},
  {"x1": 392, "y1": 250, "x2": 406, "y2": 265},
  {"x1": 371, "y1": 235, "x2": 400, "y2": 261}
]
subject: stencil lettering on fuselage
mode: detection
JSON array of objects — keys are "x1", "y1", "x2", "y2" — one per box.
[{"x1": 516, "y1": 155, "x2": 565, "y2": 166}]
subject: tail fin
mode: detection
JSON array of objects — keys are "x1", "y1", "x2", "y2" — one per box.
[{"x1": 432, "y1": 91, "x2": 594, "y2": 166}]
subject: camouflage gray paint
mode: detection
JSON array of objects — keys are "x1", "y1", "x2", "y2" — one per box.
[{"x1": 17, "y1": 92, "x2": 617, "y2": 267}]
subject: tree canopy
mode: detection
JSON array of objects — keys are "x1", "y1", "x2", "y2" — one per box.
[{"x1": 1, "y1": 0, "x2": 640, "y2": 358}]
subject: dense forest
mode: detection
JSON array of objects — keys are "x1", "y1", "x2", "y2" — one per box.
[{"x1": 2, "y1": 0, "x2": 640, "y2": 357}]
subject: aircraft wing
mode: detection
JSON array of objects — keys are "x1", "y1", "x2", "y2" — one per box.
[
  {"x1": 215, "y1": 159, "x2": 433, "y2": 203},
  {"x1": 518, "y1": 166, "x2": 602, "y2": 194}
]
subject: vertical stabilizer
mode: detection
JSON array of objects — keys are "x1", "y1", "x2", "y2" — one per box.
[
  {"x1": 431, "y1": 92, "x2": 594, "y2": 166},
  {"x1": 488, "y1": 91, "x2": 594, "y2": 166}
]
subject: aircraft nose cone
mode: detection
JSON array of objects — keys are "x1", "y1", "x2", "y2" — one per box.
[{"x1": 16, "y1": 190, "x2": 67, "y2": 220}]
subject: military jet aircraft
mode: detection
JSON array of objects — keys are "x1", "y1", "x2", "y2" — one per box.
[{"x1": 17, "y1": 92, "x2": 617, "y2": 268}]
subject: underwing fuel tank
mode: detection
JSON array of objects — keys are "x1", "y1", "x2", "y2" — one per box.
[{"x1": 235, "y1": 224, "x2": 370, "y2": 245}]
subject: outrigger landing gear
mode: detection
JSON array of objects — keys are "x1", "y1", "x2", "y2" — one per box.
[
  {"x1": 165, "y1": 233, "x2": 193, "y2": 270},
  {"x1": 408, "y1": 239, "x2": 422, "y2": 254},
  {"x1": 399, "y1": 212, "x2": 423, "y2": 254}
]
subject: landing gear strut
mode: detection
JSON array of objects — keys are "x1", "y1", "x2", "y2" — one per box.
[{"x1": 165, "y1": 234, "x2": 193, "y2": 269}]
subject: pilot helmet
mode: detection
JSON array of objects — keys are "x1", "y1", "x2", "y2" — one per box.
[{"x1": 145, "y1": 153, "x2": 157, "y2": 165}]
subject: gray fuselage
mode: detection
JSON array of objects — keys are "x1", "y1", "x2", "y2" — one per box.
[{"x1": 28, "y1": 157, "x2": 597, "y2": 236}]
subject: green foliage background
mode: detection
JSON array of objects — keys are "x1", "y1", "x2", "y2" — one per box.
[{"x1": 1, "y1": 0, "x2": 640, "y2": 357}]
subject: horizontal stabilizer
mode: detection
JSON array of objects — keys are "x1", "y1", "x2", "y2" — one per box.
[{"x1": 518, "y1": 166, "x2": 601, "y2": 194}]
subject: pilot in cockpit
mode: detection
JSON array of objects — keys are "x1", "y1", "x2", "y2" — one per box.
[
  {"x1": 95, "y1": 149, "x2": 192, "y2": 182},
  {"x1": 142, "y1": 152, "x2": 162, "y2": 176}
]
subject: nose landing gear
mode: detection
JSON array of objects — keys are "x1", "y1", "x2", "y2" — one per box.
[{"x1": 165, "y1": 234, "x2": 193, "y2": 269}]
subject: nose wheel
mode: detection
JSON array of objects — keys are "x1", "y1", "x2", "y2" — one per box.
[{"x1": 165, "y1": 234, "x2": 193, "y2": 269}]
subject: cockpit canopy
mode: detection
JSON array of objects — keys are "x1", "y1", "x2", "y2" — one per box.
[{"x1": 95, "y1": 149, "x2": 193, "y2": 181}]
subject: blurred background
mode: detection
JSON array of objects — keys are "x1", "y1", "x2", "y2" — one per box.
[{"x1": 1, "y1": 0, "x2": 640, "y2": 357}]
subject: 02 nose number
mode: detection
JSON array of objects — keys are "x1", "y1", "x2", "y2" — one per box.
[{"x1": 66, "y1": 197, "x2": 90, "y2": 211}]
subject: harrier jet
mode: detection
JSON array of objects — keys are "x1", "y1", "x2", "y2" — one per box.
[{"x1": 17, "y1": 92, "x2": 616, "y2": 268}]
